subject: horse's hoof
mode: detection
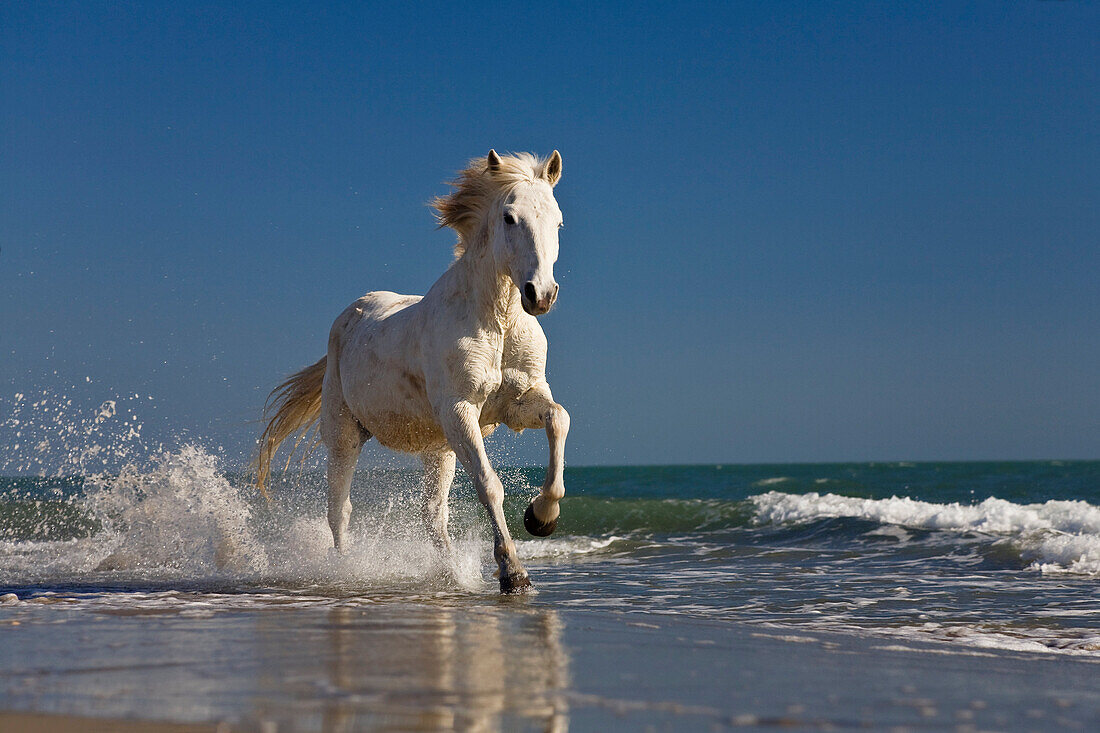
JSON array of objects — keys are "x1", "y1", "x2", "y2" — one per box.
[
  {"x1": 500, "y1": 573, "x2": 533, "y2": 594},
  {"x1": 524, "y1": 503, "x2": 557, "y2": 537}
]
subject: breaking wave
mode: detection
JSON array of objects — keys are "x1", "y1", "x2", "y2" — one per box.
[{"x1": 751, "y1": 491, "x2": 1100, "y2": 575}]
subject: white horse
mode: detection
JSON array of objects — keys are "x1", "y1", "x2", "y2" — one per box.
[{"x1": 255, "y1": 150, "x2": 569, "y2": 593}]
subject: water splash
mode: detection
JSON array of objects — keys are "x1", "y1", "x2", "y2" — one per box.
[
  {"x1": 0, "y1": 391, "x2": 490, "y2": 590},
  {"x1": 89, "y1": 445, "x2": 269, "y2": 575},
  {"x1": 1, "y1": 388, "x2": 158, "y2": 477}
]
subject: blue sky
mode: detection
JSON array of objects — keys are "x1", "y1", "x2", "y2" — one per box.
[{"x1": 2, "y1": 1, "x2": 1097, "y2": 466}]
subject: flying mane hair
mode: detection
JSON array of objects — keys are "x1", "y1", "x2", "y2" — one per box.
[{"x1": 430, "y1": 152, "x2": 559, "y2": 256}]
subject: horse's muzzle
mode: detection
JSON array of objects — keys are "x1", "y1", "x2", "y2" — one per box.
[{"x1": 522, "y1": 281, "x2": 558, "y2": 315}]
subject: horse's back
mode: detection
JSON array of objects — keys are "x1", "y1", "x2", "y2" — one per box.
[
  {"x1": 340, "y1": 291, "x2": 422, "y2": 329},
  {"x1": 331, "y1": 289, "x2": 425, "y2": 372}
]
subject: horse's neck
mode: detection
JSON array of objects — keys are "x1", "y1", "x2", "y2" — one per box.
[{"x1": 449, "y1": 237, "x2": 521, "y2": 333}]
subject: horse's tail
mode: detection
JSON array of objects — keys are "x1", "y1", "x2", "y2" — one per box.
[{"x1": 253, "y1": 356, "x2": 327, "y2": 497}]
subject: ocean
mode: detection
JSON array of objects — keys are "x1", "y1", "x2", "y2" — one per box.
[
  {"x1": 3, "y1": 455, "x2": 1100, "y2": 651},
  {"x1": 2, "y1": 438, "x2": 1100, "y2": 728}
]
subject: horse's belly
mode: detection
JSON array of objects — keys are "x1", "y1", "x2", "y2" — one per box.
[
  {"x1": 363, "y1": 411, "x2": 499, "y2": 453},
  {"x1": 349, "y1": 375, "x2": 444, "y2": 452},
  {"x1": 366, "y1": 411, "x2": 448, "y2": 453}
]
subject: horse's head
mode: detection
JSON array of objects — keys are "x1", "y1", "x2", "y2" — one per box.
[{"x1": 486, "y1": 149, "x2": 563, "y2": 316}]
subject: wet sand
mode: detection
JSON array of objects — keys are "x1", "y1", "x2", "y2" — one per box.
[
  {"x1": 0, "y1": 711, "x2": 222, "y2": 732},
  {"x1": 1, "y1": 597, "x2": 1098, "y2": 731}
]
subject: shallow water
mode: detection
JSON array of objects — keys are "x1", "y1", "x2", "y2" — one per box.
[{"x1": 2, "y1": 453, "x2": 1099, "y2": 656}]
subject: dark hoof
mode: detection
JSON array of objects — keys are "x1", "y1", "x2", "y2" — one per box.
[
  {"x1": 524, "y1": 503, "x2": 557, "y2": 537},
  {"x1": 500, "y1": 573, "x2": 533, "y2": 594}
]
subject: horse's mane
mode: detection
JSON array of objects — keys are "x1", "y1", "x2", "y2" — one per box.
[{"x1": 431, "y1": 152, "x2": 554, "y2": 256}]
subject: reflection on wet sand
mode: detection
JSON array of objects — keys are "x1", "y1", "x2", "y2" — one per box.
[{"x1": 255, "y1": 603, "x2": 570, "y2": 732}]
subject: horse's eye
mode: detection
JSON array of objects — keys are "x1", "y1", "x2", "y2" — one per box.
[{"x1": 503, "y1": 213, "x2": 517, "y2": 226}]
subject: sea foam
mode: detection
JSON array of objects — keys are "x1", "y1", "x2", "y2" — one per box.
[{"x1": 751, "y1": 491, "x2": 1100, "y2": 575}]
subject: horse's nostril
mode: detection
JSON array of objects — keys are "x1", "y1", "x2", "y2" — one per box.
[{"x1": 523, "y1": 282, "x2": 537, "y2": 304}]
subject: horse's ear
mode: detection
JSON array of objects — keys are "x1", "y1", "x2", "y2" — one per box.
[
  {"x1": 543, "y1": 150, "x2": 562, "y2": 186},
  {"x1": 486, "y1": 149, "x2": 502, "y2": 173}
]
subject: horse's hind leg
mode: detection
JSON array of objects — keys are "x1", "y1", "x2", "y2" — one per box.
[
  {"x1": 327, "y1": 441, "x2": 361, "y2": 553},
  {"x1": 322, "y1": 397, "x2": 366, "y2": 553},
  {"x1": 503, "y1": 385, "x2": 570, "y2": 537},
  {"x1": 421, "y1": 449, "x2": 456, "y2": 556}
]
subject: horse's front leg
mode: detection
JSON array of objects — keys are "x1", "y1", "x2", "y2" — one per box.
[
  {"x1": 440, "y1": 400, "x2": 531, "y2": 593},
  {"x1": 503, "y1": 384, "x2": 570, "y2": 537}
]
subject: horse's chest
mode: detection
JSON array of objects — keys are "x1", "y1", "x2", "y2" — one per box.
[{"x1": 447, "y1": 335, "x2": 505, "y2": 403}]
